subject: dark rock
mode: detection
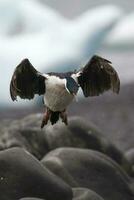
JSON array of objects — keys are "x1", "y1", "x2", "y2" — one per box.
[
  {"x1": 0, "y1": 115, "x2": 132, "y2": 175},
  {"x1": 41, "y1": 147, "x2": 134, "y2": 200},
  {"x1": 20, "y1": 198, "x2": 45, "y2": 200},
  {"x1": 125, "y1": 149, "x2": 134, "y2": 165},
  {"x1": 73, "y1": 187, "x2": 104, "y2": 200},
  {"x1": 67, "y1": 117, "x2": 132, "y2": 175},
  {"x1": 43, "y1": 116, "x2": 133, "y2": 175},
  {"x1": 0, "y1": 115, "x2": 49, "y2": 159},
  {"x1": 125, "y1": 149, "x2": 134, "y2": 177},
  {"x1": 0, "y1": 147, "x2": 72, "y2": 200},
  {"x1": 19, "y1": 188, "x2": 105, "y2": 200}
]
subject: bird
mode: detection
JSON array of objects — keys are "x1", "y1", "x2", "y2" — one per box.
[
  {"x1": 10, "y1": 55, "x2": 120, "y2": 128},
  {"x1": 0, "y1": 3, "x2": 122, "y2": 107}
]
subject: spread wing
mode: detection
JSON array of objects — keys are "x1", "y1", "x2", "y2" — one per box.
[
  {"x1": 10, "y1": 58, "x2": 46, "y2": 101},
  {"x1": 77, "y1": 55, "x2": 120, "y2": 97}
]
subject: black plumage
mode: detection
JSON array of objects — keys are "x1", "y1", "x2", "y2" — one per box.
[
  {"x1": 10, "y1": 59, "x2": 46, "y2": 101},
  {"x1": 77, "y1": 55, "x2": 120, "y2": 97},
  {"x1": 9, "y1": 55, "x2": 120, "y2": 127},
  {"x1": 50, "y1": 111, "x2": 60, "y2": 125}
]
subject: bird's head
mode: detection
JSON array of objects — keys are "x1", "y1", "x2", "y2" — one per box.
[{"x1": 65, "y1": 77, "x2": 79, "y2": 95}]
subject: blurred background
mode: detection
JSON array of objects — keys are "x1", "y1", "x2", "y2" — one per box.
[{"x1": 0, "y1": 0, "x2": 134, "y2": 151}]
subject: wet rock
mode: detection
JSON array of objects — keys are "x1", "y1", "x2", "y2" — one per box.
[
  {"x1": 41, "y1": 147, "x2": 134, "y2": 200},
  {"x1": 19, "y1": 188, "x2": 104, "y2": 200},
  {"x1": 43, "y1": 116, "x2": 133, "y2": 175},
  {"x1": 125, "y1": 149, "x2": 134, "y2": 165},
  {"x1": 0, "y1": 147, "x2": 72, "y2": 200},
  {"x1": 125, "y1": 149, "x2": 134, "y2": 177},
  {"x1": 0, "y1": 115, "x2": 132, "y2": 175},
  {"x1": 73, "y1": 187, "x2": 104, "y2": 200},
  {"x1": 67, "y1": 117, "x2": 132, "y2": 175},
  {"x1": 20, "y1": 198, "x2": 45, "y2": 200},
  {"x1": 0, "y1": 115, "x2": 49, "y2": 159}
]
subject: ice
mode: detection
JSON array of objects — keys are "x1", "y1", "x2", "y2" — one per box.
[{"x1": 105, "y1": 12, "x2": 134, "y2": 47}]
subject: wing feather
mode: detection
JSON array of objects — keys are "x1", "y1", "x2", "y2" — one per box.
[
  {"x1": 77, "y1": 55, "x2": 120, "y2": 97},
  {"x1": 10, "y1": 59, "x2": 46, "y2": 101}
]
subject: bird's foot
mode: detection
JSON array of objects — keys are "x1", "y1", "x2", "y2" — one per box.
[
  {"x1": 60, "y1": 110, "x2": 68, "y2": 125},
  {"x1": 41, "y1": 108, "x2": 50, "y2": 128}
]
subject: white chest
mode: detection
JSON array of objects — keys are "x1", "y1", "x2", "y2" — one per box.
[{"x1": 44, "y1": 76, "x2": 75, "y2": 111}]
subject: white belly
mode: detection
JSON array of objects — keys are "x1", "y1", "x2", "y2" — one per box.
[{"x1": 44, "y1": 76, "x2": 75, "y2": 112}]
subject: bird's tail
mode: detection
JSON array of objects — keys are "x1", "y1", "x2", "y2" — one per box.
[
  {"x1": 41, "y1": 108, "x2": 68, "y2": 128},
  {"x1": 50, "y1": 111, "x2": 60, "y2": 125}
]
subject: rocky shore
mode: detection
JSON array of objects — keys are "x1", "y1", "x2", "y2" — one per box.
[
  {"x1": 0, "y1": 114, "x2": 134, "y2": 200},
  {"x1": 0, "y1": 82, "x2": 134, "y2": 200}
]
